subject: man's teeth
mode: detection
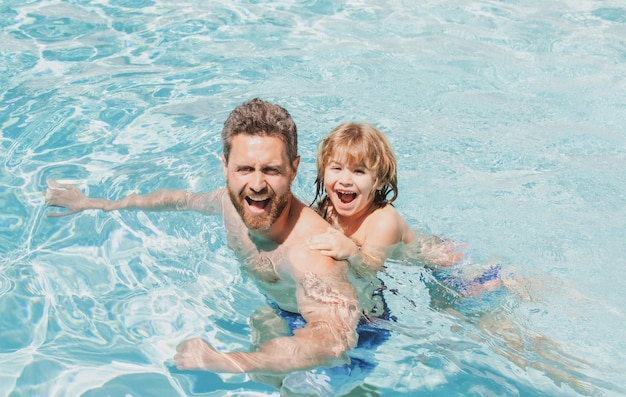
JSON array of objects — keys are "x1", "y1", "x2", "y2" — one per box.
[{"x1": 246, "y1": 197, "x2": 270, "y2": 208}]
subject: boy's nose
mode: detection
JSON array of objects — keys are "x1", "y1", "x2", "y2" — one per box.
[{"x1": 338, "y1": 170, "x2": 353, "y2": 185}]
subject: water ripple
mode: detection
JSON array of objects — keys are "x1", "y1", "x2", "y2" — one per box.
[
  {"x1": 19, "y1": 14, "x2": 106, "y2": 43},
  {"x1": 593, "y1": 7, "x2": 626, "y2": 23},
  {"x1": 2, "y1": 0, "x2": 625, "y2": 395},
  {"x1": 0, "y1": 272, "x2": 14, "y2": 296}
]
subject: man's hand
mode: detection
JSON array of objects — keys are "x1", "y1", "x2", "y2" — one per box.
[
  {"x1": 307, "y1": 227, "x2": 359, "y2": 260},
  {"x1": 174, "y1": 338, "x2": 244, "y2": 373},
  {"x1": 44, "y1": 180, "x2": 91, "y2": 217}
]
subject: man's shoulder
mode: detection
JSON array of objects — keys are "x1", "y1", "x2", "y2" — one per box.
[
  {"x1": 293, "y1": 201, "x2": 331, "y2": 234},
  {"x1": 284, "y1": 200, "x2": 339, "y2": 267}
]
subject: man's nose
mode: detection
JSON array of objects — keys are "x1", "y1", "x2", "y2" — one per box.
[{"x1": 249, "y1": 171, "x2": 267, "y2": 192}]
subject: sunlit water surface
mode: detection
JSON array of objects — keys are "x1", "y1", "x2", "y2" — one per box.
[{"x1": 1, "y1": 0, "x2": 625, "y2": 396}]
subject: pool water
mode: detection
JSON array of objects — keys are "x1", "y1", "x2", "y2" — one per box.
[{"x1": 1, "y1": 0, "x2": 625, "y2": 396}]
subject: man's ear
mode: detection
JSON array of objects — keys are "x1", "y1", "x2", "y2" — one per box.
[
  {"x1": 290, "y1": 156, "x2": 301, "y2": 181},
  {"x1": 222, "y1": 154, "x2": 228, "y2": 178}
]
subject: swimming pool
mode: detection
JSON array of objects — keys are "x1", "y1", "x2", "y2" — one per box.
[{"x1": 1, "y1": 0, "x2": 625, "y2": 395}]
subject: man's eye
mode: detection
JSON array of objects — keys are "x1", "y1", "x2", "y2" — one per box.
[{"x1": 265, "y1": 168, "x2": 280, "y2": 175}]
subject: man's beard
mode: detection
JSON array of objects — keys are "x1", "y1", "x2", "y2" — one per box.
[{"x1": 228, "y1": 186, "x2": 290, "y2": 232}]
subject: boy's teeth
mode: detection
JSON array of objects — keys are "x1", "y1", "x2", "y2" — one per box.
[{"x1": 338, "y1": 192, "x2": 356, "y2": 203}]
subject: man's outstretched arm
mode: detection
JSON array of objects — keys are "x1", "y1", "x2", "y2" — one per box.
[
  {"x1": 174, "y1": 254, "x2": 361, "y2": 374},
  {"x1": 44, "y1": 179, "x2": 223, "y2": 217}
]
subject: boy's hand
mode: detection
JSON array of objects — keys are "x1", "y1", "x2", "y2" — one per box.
[{"x1": 307, "y1": 227, "x2": 359, "y2": 260}]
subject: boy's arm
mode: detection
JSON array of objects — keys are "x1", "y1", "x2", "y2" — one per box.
[
  {"x1": 307, "y1": 227, "x2": 387, "y2": 272},
  {"x1": 307, "y1": 207, "x2": 404, "y2": 272},
  {"x1": 44, "y1": 179, "x2": 223, "y2": 217},
  {"x1": 174, "y1": 251, "x2": 361, "y2": 373}
]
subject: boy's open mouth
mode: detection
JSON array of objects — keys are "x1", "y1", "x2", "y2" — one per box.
[{"x1": 337, "y1": 191, "x2": 356, "y2": 204}]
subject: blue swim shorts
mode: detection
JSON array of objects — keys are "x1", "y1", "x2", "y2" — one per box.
[
  {"x1": 436, "y1": 264, "x2": 501, "y2": 295},
  {"x1": 427, "y1": 264, "x2": 506, "y2": 316},
  {"x1": 275, "y1": 298, "x2": 393, "y2": 396}
]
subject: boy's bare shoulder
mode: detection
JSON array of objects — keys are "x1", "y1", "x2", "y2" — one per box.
[
  {"x1": 363, "y1": 204, "x2": 412, "y2": 243},
  {"x1": 368, "y1": 204, "x2": 404, "y2": 225}
]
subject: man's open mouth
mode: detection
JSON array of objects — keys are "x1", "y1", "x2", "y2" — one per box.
[
  {"x1": 245, "y1": 196, "x2": 271, "y2": 211},
  {"x1": 337, "y1": 191, "x2": 356, "y2": 204}
]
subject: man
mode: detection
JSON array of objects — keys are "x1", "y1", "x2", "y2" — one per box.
[{"x1": 45, "y1": 98, "x2": 363, "y2": 376}]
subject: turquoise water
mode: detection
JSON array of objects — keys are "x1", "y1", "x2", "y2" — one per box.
[{"x1": 1, "y1": 0, "x2": 625, "y2": 396}]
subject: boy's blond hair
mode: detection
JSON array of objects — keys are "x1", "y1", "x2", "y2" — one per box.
[{"x1": 313, "y1": 122, "x2": 398, "y2": 217}]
